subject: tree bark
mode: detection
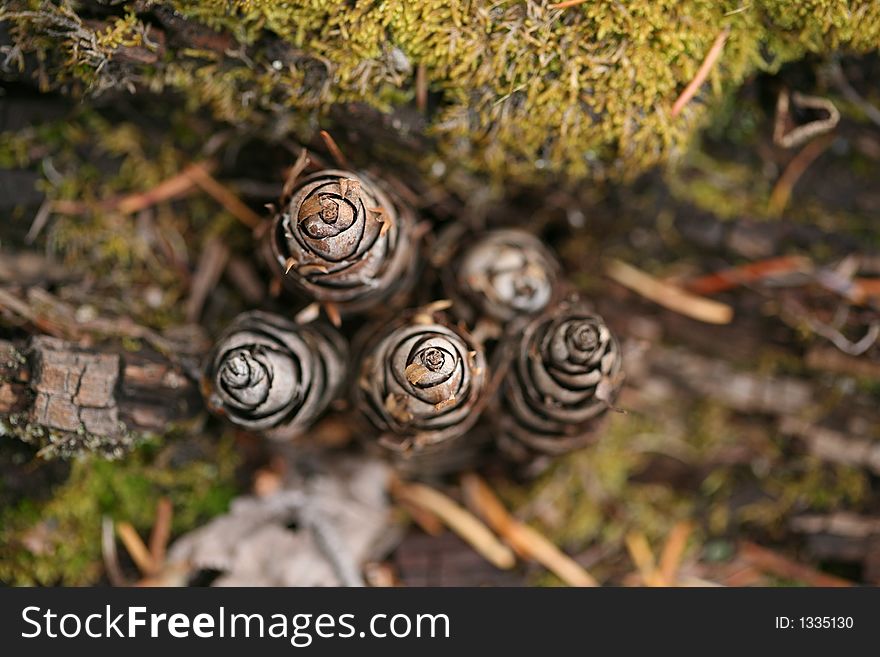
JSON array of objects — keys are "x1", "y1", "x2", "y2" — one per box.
[{"x1": 1, "y1": 336, "x2": 201, "y2": 458}]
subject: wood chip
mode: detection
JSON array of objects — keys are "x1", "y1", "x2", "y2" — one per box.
[
  {"x1": 392, "y1": 479, "x2": 515, "y2": 570},
  {"x1": 461, "y1": 473, "x2": 598, "y2": 586},
  {"x1": 606, "y1": 259, "x2": 734, "y2": 324}
]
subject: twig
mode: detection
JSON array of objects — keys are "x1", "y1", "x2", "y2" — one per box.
[
  {"x1": 0, "y1": 287, "x2": 66, "y2": 337},
  {"x1": 101, "y1": 517, "x2": 127, "y2": 587},
  {"x1": 773, "y1": 90, "x2": 840, "y2": 149},
  {"x1": 117, "y1": 521, "x2": 158, "y2": 576},
  {"x1": 606, "y1": 259, "x2": 734, "y2": 324},
  {"x1": 549, "y1": 0, "x2": 588, "y2": 8},
  {"x1": 148, "y1": 497, "x2": 173, "y2": 569},
  {"x1": 768, "y1": 133, "x2": 835, "y2": 217},
  {"x1": 25, "y1": 198, "x2": 53, "y2": 244},
  {"x1": 185, "y1": 236, "x2": 230, "y2": 323},
  {"x1": 416, "y1": 63, "x2": 428, "y2": 113},
  {"x1": 658, "y1": 521, "x2": 693, "y2": 586},
  {"x1": 281, "y1": 148, "x2": 311, "y2": 202},
  {"x1": 805, "y1": 317, "x2": 879, "y2": 356},
  {"x1": 398, "y1": 498, "x2": 445, "y2": 536},
  {"x1": 685, "y1": 255, "x2": 811, "y2": 295},
  {"x1": 320, "y1": 130, "x2": 350, "y2": 169},
  {"x1": 118, "y1": 162, "x2": 215, "y2": 214},
  {"x1": 625, "y1": 532, "x2": 660, "y2": 585},
  {"x1": 780, "y1": 417, "x2": 880, "y2": 476},
  {"x1": 671, "y1": 28, "x2": 730, "y2": 118},
  {"x1": 49, "y1": 161, "x2": 217, "y2": 217},
  {"x1": 852, "y1": 278, "x2": 880, "y2": 302},
  {"x1": 806, "y1": 346, "x2": 880, "y2": 379},
  {"x1": 461, "y1": 473, "x2": 598, "y2": 586},
  {"x1": 739, "y1": 540, "x2": 853, "y2": 587},
  {"x1": 391, "y1": 479, "x2": 516, "y2": 570},
  {"x1": 826, "y1": 59, "x2": 880, "y2": 129},
  {"x1": 184, "y1": 163, "x2": 263, "y2": 229}
]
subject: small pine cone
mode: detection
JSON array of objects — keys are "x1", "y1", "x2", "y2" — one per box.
[
  {"x1": 264, "y1": 169, "x2": 418, "y2": 316},
  {"x1": 498, "y1": 297, "x2": 622, "y2": 460},
  {"x1": 354, "y1": 305, "x2": 489, "y2": 474},
  {"x1": 203, "y1": 310, "x2": 346, "y2": 440},
  {"x1": 446, "y1": 229, "x2": 561, "y2": 325}
]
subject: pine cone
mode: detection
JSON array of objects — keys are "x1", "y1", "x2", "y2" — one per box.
[
  {"x1": 264, "y1": 169, "x2": 418, "y2": 316},
  {"x1": 354, "y1": 305, "x2": 489, "y2": 474},
  {"x1": 203, "y1": 310, "x2": 346, "y2": 440},
  {"x1": 446, "y1": 229, "x2": 561, "y2": 324},
  {"x1": 498, "y1": 297, "x2": 622, "y2": 459}
]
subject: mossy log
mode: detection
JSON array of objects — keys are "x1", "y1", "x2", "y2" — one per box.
[
  {"x1": 3, "y1": 1, "x2": 879, "y2": 187},
  {"x1": 0, "y1": 336, "x2": 201, "y2": 458}
]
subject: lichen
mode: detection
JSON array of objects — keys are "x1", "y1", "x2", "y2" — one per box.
[{"x1": 3, "y1": 1, "x2": 879, "y2": 185}]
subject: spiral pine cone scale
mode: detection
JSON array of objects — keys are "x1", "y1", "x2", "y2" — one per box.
[
  {"x1": 355, "y1": 311, "x2": 489, "y2": 473},
  {"x1": 204, "y1": 310, "x2": 346, "y2": 440},
  {"x1": 499, "y1": 298, "x2": 622, "y2": 457},
  {"x1": 265, "y1": 169, "x2": 418, "y2": 315},
  {"x1": 447, "y1": 229, "x2": 561, "y2": 325}
]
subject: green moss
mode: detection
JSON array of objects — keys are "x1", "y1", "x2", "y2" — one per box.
[
  {"x1": 0, "y1": 434, "x2": 238, "y2": 585},
  {"x1": 0, "y1": 104, "x2": 244, "y2": 329},
  {"x1": 3, "y1": 1, "x2": 879, "y2": 185},
  {"x1": 499, "y1": 410, "x2": 697, "y2": 583}
]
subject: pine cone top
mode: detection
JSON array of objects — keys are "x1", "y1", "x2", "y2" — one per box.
[
  {"x1": 266, "y1": 169, "x2": 417, "y2": 315},
  {"x1": 356, "y1": 307, "x2": 488, "y2": 452},
  {"x1": 204, "y1": 310, "x2": 346, "y2": 439},
  {"x1": 450, "y1": 229, "x2": 560, "y2": 324},
  {"x1": 502, "y1": 298, "x2": 622, "y2": 454}
]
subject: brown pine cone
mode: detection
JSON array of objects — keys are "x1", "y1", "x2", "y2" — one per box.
[
  {"x1": 264, "y1": 169, "x2": 418, "y2": 316},
  {"x1": 203, "y1": 310, "x2": 346, "y2": 440},
  {"x1": 354, "y1": 304, "x2": 489, "y2": 474},
  {"x1": 445, "y1": 229, "x2": 561, "y2": 325},
  {"x1": 498, "y1": 297, "x2": 623, "y2": 460}
]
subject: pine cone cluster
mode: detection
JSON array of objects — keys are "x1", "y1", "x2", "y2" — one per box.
[{"x1": 202, "y1": 165, "x2": 622, "y2": 474}]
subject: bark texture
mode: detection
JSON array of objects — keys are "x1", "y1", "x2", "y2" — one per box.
[{"x1": 1, "y1": 336, "x2": 201, "y2": 458}]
